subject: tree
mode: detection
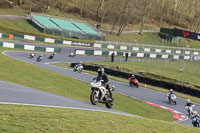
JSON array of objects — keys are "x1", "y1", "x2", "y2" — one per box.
[
  {"x1": 138, "y1": 0, "x2": 154, "y2": 35},
  {"x1": 80, "y1": 0, "x2": 85, "y2": 15},
  {"x1": 109, "y1": 0, "x2": 131, "y2": 34}
]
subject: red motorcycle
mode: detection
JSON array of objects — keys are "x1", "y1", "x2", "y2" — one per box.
[{"x1": 128, "y1": 78, "x2": 139, "y2": 88}]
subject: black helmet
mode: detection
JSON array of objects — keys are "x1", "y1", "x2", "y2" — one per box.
[{"x1": 97, "y1": 68, "x2": 104, "y2": 76}]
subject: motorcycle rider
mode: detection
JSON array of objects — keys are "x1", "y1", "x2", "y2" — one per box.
[
  {"x1": 130, "y1": 74, "x2": 137, "y2": 80},
  {"x1": 185, "y1": 99, "x2": 195, "y2": 115},
  {"x1": 37, "y1": 54, "x2": 43, "y2": 62},
  {"x1": 168, "y1": 89, "x2": 175, "y2": 100},
  {"x1": 30, "y1": 52, "x2": 35, "y2": 58},
  {"x1": 185, "y1": 99, "x2": 193, "y2": 107},
  {"x1": 49, "y1": 52, "x2": 56, "y2": 58},
  {"x1": 96, "y1": 68, "x2": 113, "y2": 98},
  {"x1": 192, "y1": 111, "x2": 200, "y2": 127}
]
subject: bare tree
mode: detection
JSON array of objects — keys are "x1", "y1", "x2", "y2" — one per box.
[
  {"x1": 80, "y1": 0, "x2": 85, "y2": 15},
  {"x1": 138, "y1": 0, "x2": 154, "y2": 35},
  {"x1": 189, "y1": 0, "x2": 200, "y2": 32},
  {"x1": 110, "y1": 0, "x2": 131, "y2": 34}
]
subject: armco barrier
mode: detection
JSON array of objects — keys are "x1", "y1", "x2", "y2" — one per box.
[
  {"x1": 75, "y1": 49, "x2": 192, "y2": 60},
  {"x1": 11, "y1": 33, "x2": 200, "y2": 56},
  {"x1": 71, "y1": 63, "x2": 200, "y2": 98},
  {"x1": 0, "y1": 41, "x2": 61, "y2": 53}
]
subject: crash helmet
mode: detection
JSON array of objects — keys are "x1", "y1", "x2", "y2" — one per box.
[
  {"x1": 132, "y1": 74, "x2": 135, "y2": 78},
  {"x1": 170, "y1": 89, "x2": 173, "y2": 92},
  {"x1": 97, "y1": 67, "x2": 104, "y2": 76},
  {"x1": 193, "y1": 111, "x2": 197, "y2": 115},
  {"x1": 80, "y1": 61, "x2": 82, "y2": 64},
  {"x1": 187, "y1": 99, "x2": 191, "y2": 103}
]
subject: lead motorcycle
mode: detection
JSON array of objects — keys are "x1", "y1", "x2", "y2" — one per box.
[
  {"x1": 167, "y1": 93, "x2": 177, "y2": 105},
  {"x1": 90, "y1": 78, "x2": 115, "y2": 108}
]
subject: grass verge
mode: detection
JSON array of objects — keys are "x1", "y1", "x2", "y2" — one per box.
[{"x1": 1, "y1": 104, "x2": 199, "y2": 133}]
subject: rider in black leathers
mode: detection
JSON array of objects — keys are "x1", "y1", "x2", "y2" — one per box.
[
  {"x1": 96, "y1": 68, "x2": 112, "y2": 98},
  {"x1": 186, "y1": 99, "x2": 193, "y2": 107}
]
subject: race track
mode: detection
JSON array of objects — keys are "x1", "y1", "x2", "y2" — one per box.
[{"x1": 2, "y1": 48, "x2": 200, "y2": 126}]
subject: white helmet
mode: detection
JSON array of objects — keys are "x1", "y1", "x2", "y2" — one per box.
[
  {"x1": 187, "y1": 99, "x2": 191, "y2": 103},
  {"x1": 170, "y1": 89, "x2": 173, "y2": 92},
  {"x1": 193, "y1": 111, "x2": 197, "y2": 115}
]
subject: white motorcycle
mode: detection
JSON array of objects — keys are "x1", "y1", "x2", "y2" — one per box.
[
  {"x1": 186, "y1": 105, "x2": 195, "y2": 116},
  {"x1": 167, "y1": 93, "x2": 177, "y2": 105},
  {"x1": 69, "y1": 52, "x2": 75, "y2": 57},
  {"x1": 90, "y1": 78, "x2": 115, "y2": 108},
  {"x1": 74, "y1": 65, "x2": 83, "y2": 73}
]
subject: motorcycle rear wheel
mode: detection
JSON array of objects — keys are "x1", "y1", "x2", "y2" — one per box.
[{"x1": 105, "y1": 100, "x2": 114, "y2": 108}]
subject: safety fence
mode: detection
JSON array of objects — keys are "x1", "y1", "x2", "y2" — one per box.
[
  {"x1": 0, "y1": 33, "x2": 13, "y2": 39},
  {"x1": 71, "y1": 63, "x2": 200, "y2": 98},
  {"x1": 0, "y1": 41, "x2": 61, "y2": 53},
  {"x1": 12, "y1": 33, "x2": 200, "y2": 56},
  {"x1": 75, "y1": 49, "x2": 200, "y2": 60}
]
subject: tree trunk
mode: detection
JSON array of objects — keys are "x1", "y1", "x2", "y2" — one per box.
[
  {"x1": 80, "y1": 0, "x2": 85, "y2": 15},
  {"x1": 100, "y1": 7, "x2": 107, "y2": 26},
  {"x1": 139, "y1": 15, "x2": 145, "y2": 35}
]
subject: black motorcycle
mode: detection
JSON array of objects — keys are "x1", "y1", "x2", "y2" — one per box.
[{"x1": 48, "y1": 53, "x2": 56, "y2": 59}]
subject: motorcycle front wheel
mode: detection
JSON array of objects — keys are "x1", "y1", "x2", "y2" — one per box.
[{"x1": 90, "y1": 91, "x2": 99, "y2": 105}]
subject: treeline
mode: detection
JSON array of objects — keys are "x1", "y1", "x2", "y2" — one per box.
[{"x1": 1, "y1": 0, "x2": 200, "y2": 35}]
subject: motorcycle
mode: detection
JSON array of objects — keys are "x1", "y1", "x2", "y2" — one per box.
[
  {"x1": 37, "y1": 56, "x2": 43, "y2": 62},
  {"x1": 128, "y1": 78, "x2": 139, "y2": 88},
  {"x1": 192, "y1": 117, "x2": 200, "y2": 127},
  {"x1": 186, "y1": 105, "x2": 195, "y2": 116},
  {"x1": 74, "y1": 65, "x2": 83, "y2": 73},
  {"x1": 69, "y1": 52, "x2": 75, "y2": 57},
  {"x1": 167, "y1": 93, "x2": 177, "y2": 105},
  {"x1": 90, "y1": 78, "x2": 115, "y2": 108},
  {"x1": 29, "y1": 53, "x2": 35, "y2": 59},
  {"x1": 48, "y1": 53, "x2": 56, "y2": 59}
]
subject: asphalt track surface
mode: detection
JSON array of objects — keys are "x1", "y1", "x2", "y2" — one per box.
[{"x1": 2, "y1": 49, "x2": 200, "y2": 127}]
